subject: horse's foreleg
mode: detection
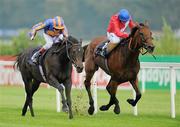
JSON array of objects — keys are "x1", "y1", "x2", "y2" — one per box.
[
  {"x1": 127, "y1": 78, "x2": 141, "y2": 106},
  {"x1": 84, "y1": 71, "x2": 96, "y2": 115},
  {"x1": 64, "y1": 80, "x2": 73, "y2": 119},
  {"x1": 48, "y1": 75, "x2": 68, "y2": 112},
  {"x1": 100, "y1": 79, "x2": 120, "y2": 114},
  {"x1": 84, "y1": 80, "x2": 94, "y2": 115},
  {"x1": 84, "y1": 50, "x2": 98, "y2": 115}
]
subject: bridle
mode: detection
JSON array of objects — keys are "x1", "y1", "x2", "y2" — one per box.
[
  {"x1": 128, "y1": 26, "x2": 154, "y2": 56},
  {"x1": 65, "y1": 39, "x2": 82, "y2": 68}
]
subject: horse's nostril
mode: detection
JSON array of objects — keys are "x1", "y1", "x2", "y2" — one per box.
[
  {"x1": 151, "y1": 46, "x2": 155, "y2": 51},
  {"x1": 148, "y1": 46, "x2": 155, "y2": 52},
  {"x1": 76, "y1": 66, "x2": 83, "y2": 73},
  {"x1": 77, "y1": 66, "x2": 83, "y2": 70}
]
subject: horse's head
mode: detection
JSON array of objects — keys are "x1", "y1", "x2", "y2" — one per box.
[
  {"x1": 130, "y1": 21, "x2": 155, "y2": 54},
  {"x1": 66, "y1": 36, "x2": 84, "y2": 73}
]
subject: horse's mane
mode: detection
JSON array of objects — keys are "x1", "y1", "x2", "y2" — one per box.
[
  {"x1": 120, "y1": 23, "x2": 145, "y2": 44},
  {"x1": 48, "y1": 35, "x2": 80, "y2": 54},
  {"x1": 114, "y1": 23, "x2": 146, "y2": 59}
]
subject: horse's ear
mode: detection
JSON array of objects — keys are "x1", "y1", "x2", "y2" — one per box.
[
  {"x1": 145, "y1": 20, "x2": 149, "y2": 26},
  {"x1": 136, "y1": 22, "x2": 141, "y2": 29}
]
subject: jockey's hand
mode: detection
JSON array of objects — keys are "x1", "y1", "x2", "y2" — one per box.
[
  {"x1": 58, "y1": 34, "x2": 64, "y2": 41},
  {"x1": 63, "y1": 35, "x2": 68, "y2": 41},
  {"x1": 29, "y1": 30, "x2": 36, "y2": 40},
  {"x1": 123, "y1": 32, "x2": 129, "y2": 38},
  {"x1": 30, "y1": 35, "x2": 35, "y2": 40}
]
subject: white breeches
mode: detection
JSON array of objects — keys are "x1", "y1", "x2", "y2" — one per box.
[
  {"x1": 107, "y1": 32, "x2": 121, "y2": 44},
  {"x1": 42, "y1": 33, "x2": 63, "y2": 50}
]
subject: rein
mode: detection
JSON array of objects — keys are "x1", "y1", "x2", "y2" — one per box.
[
  {"x1": 52, "y1": 37, "x2": 83, "y2": 69},
  {"x1": 128, "y1": 28, "x2": 149, "y2": 55},
  {"x1": 65, "y1": 39, "x2": 81, "y2": 68},
  {"x1": 128, "y1": 27, "x2": 156, "y2": 59}
]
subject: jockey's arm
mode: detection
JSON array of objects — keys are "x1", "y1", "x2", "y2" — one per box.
[
  {"x1": 114, "y1": 26, "x2": 129, "y2": 38},
  {"x1": 113, "y1": 20, "x2": 129, "y2": 38},
  {"x1": 30, "y1": 22, "x2": 46, "y2": 40}
]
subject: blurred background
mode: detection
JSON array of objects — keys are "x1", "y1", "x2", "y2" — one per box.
[{"x1": 0, "y1": 0, "x2": 180, "y2": 55}]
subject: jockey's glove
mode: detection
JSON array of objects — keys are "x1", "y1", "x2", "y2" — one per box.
[
  {"x1": 58, "y1": 34, "x2": 64, "y2": 41},
  {"x1": 29, "y1": 30, "x2": 36, "y2": 40}
]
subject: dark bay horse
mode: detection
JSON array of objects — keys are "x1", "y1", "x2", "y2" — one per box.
[
  {"x1": 83, "y1": 23, "x2": 155, "y2": 115},
  {"x1": 15, "y1": 36, "x2": 84, "y2": 119}
]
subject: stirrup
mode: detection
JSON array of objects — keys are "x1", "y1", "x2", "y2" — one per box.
[
  {"x1": 32, "y1": 58, "x2": 38, "y2": 64},
  {"x1": 99, "y1": 49, "x2": 107, "y2": 58},
  {"x1": 28, "y1": 59, "x2": 36, "y2": 65},
  {"x1": 31, "y1": 51, "x2": 41, "y2": 64}
]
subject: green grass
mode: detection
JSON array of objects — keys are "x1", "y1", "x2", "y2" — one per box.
[{"x1": 0, "y1": 86, "x2": 180, "y2": 127}]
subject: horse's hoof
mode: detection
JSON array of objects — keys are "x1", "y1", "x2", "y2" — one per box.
[
  {"x1": 62, "y1": 107, "x2": 69, "y2": 113},
  {"x1": 62, "y1": 108, "x2": 69, "y2": 113},
  {"x1": 69, "y1": 115, "x2": 73, "y2": 119},
  {"x1": 114, "y1": 105, "x2": 120, "y2": 114},
  {"x1": 127, "y1": 99, "x2": 136, "y2": 106},
  {"x1": 99, "y1": 105, "x2": 109, "y2": 111},
  {"x1": 62, "y1": 103, "x2": 69, "y2": 113},
  {"x1": 88, "y1": 106, "x2": 94, "y2": 115}
]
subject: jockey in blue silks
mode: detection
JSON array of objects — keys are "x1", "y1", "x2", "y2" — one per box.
[{"x1": 29, "y1": 16, "x2": 68, "y2": 64}]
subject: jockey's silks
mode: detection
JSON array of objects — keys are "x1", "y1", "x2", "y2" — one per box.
[
  {"x1": 32, "y1": 16, "x2": 68, "y2": 37},
  {"x1": 107, "y1": 13, "x2": 136, "y2": 38}
]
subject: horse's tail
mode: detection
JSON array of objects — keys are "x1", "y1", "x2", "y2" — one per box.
[
  {"x1": 82, "y1": 44, "x2": 88, "y2": 62},
  {"x1": 13, "y1": 52, "x2": 26, "y2": 70}
]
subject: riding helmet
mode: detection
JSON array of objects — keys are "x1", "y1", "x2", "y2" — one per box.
[{"x1": 118, "y1": 9, "x2": 130, "y2": 22}]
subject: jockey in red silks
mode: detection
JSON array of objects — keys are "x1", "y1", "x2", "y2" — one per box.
[
  {"x1": 29, "y1": 16, "x2": 68, "y2": 64},
  {"x1": 102, "y1": 9, "x2": 136, "y2": 57}
]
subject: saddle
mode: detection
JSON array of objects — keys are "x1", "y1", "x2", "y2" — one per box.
[
  {"x1": 95, "y1": 38, "x2": 127, "y2": 57},
  {"x1": 27, "y1": 47, "x2": 48, "y2": 80}
]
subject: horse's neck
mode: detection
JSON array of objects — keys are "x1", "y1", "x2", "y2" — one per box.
[
  {"x1": 58, "y1": 48, "x2": 70, "y2": 63},
  {"x1": 116, "y1": 41, "x2": 140, "y2": 63},
  {"x1": 51, "y1": 45, "x2": 70, "y2": 63}
]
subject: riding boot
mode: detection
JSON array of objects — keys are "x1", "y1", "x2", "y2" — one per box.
[
  {"x1": 31, "y1": 48, "x2": 46, "y2": 64},
  {"x1": 96, "y1": 42, "x2": 107, "y2": 55},
  {"x1": 102, "y1": 42, "x2": 118, "y2": 58}
]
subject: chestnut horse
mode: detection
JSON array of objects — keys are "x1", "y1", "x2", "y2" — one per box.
[{"x1": 83, "y1": 23, "x2": 155, "y2": 115}]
